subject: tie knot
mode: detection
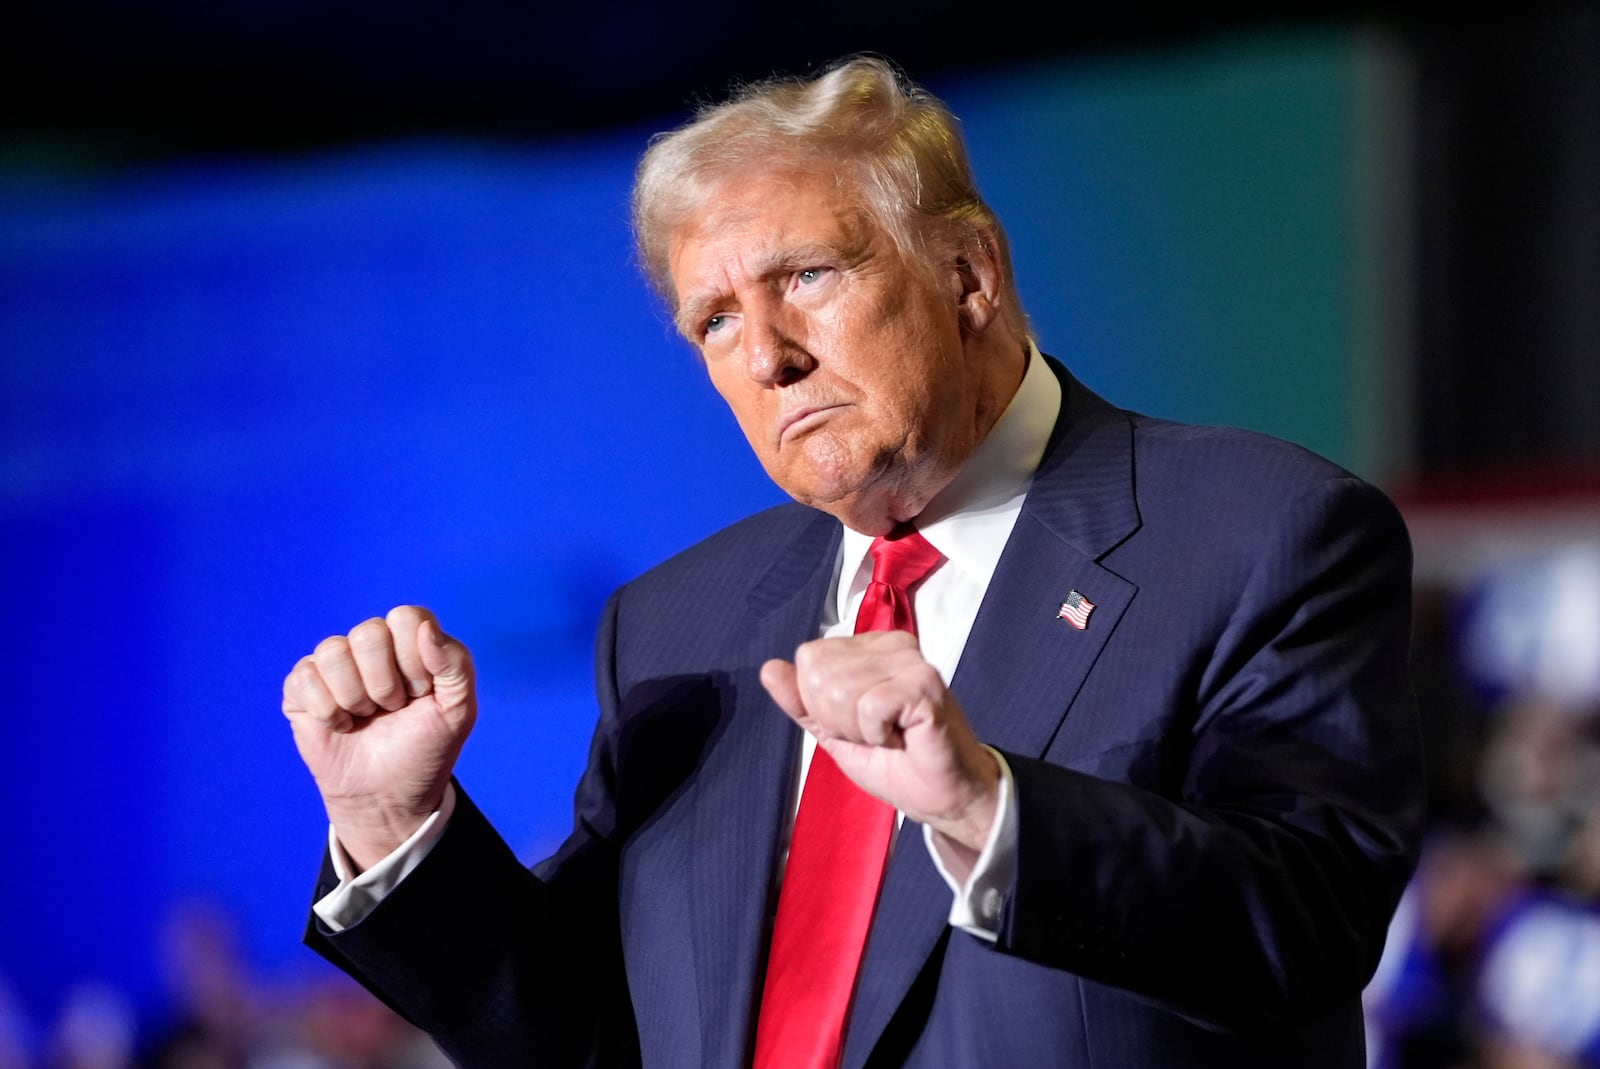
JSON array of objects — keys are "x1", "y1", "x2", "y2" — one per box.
[{"x1": 867, "y1": 526, "x2": 944, "y2": 591}]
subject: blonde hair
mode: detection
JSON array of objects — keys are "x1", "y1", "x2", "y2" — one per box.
[{"x1": 631, "y1": 55, "x2": 1029, "y2": 339}]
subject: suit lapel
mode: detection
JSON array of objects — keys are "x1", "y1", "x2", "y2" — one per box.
[
  {"x1": 690, "y1": 508, "x2": 841, "y2": 1069},
  {"x1": 843, "y1": 365, "x2": 1143, "y2": 1068},
  {"x1": 950, "y1": 363, "x2": 1143, "y2": 756}
]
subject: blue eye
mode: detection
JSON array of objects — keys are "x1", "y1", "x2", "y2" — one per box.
[
  {"x1": 798, "y1": 268, "x2": 823, "y2": 285},
  {"x1": 705, "y1": 314, "x2": 727, "y2": 335}
]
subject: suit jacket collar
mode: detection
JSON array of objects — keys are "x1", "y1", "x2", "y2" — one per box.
[{"x1": 1025, "y1": 355, "x2": 1142, "y2": 562}]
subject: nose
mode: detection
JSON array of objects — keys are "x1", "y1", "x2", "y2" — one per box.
[{"x1": 743, "y1": 303, "x2": 814, "y2": 387}]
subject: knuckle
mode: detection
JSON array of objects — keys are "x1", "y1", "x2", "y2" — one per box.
[
  {"x1": 386, "y1": 604, "x2": 425, "y2": 629},
  {"x1": 801, "y1": 661, "x2": 833, "y2": 697},
  {"x1": 827, "y1": 678, "x2": 856, "y2": 706},
  {"x1": 313, "y1": 634, "x2": 349, "y2": 661},
  {"x1": 284, "y1": 656, "x2": 315, "y2": 688},
  {"x1": 347, "y1": 618, "x2": 389, "y2": 650},
  {"x1": 858, "y1": 687, "x2": 895, "y2": 723},
  {"x1": 313, "y1": 704, "x2": 351, "y2": 725}
]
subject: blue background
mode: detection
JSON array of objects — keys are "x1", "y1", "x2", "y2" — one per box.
[{"x1": 0, "y1": 30, "x2": 1375, "y2": 1029}]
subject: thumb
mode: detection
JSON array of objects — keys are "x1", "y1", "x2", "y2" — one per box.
[
  {"x1": 418, "y1": 618, "x2": 474, "y2": 710},
  {"x1": 760, "y1": 659, "x2": 809, "y2": 727}
]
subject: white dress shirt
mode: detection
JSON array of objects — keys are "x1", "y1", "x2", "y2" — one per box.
[{"x1": 316, "y1": 344, "x2": 1061, "y2": 940}]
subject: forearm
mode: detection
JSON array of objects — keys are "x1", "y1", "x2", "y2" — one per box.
[
  {"x1": 994, "y1": 751, "x2": 1419, "y2": 1029},
  {"x1": 305, "y1": 786, "x2": 635, "y2": 1068}
]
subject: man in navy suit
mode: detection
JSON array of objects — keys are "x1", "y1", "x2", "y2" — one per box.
[{"x1": 283, "y1": 56, "x2": 1423, "y2": 1067}]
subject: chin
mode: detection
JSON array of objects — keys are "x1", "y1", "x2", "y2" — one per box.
[
  {"x1": 772, "y1": 456, "x2": 865, "y2": 505},
  {"x1": 773, "y1": 448, "x2": 916, "y2": 527},
  {"x1": 790, "y1": 483, "x2": 909, "y2": 536}
]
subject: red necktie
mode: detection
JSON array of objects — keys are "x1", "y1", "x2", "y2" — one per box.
[{"x1": 752, "y1": 526, "x2": 945, "y2": 1069}]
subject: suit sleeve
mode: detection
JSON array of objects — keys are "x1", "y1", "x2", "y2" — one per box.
[
  {"x1": 302, "y1": 594, "x2": 641, "y2": 1069},
  {"x1": 993, "y1": 476, "x2": 1424, "y2": 1031}
]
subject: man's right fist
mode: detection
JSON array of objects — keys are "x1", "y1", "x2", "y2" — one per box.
[{"x1": 282, "y1": 605, "x2": 476, "y2": 871}]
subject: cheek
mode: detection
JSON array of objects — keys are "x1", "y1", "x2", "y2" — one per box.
[
  {"x1": 852, "y1": 307, "x2": 954, "y2": 400},
  {"x1": 708, "y1": 376, "x2": 775, "y2": 453}
]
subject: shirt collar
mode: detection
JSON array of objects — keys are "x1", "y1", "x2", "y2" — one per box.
[{"x1": 833, "y1": 342, "x2": 1062, "y2": 619}]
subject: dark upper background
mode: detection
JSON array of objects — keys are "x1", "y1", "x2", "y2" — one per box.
[{"x1": 0, "y1": 4, "x2": 1496, "y2": 154}]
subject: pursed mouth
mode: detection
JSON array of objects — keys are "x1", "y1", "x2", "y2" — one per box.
[{"x1": 779, "y1": 404, "x2": 844, "y2": 443}]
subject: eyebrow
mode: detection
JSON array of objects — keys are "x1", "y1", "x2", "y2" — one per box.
[
  {"x1": 673, "y1": 239, "x2": 863, "y2": 339},
  {"x1": 673, "y1": 292, "x2": 727, "y2": 340}
]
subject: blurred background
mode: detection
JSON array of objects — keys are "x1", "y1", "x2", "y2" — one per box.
[{"x1": 2, "y1": 3, "x2": 1598, "y2": 1067}]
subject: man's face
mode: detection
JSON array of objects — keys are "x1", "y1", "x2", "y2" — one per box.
[{"x1": 667, "y1": 165, "x2": 996, "y2": 533}]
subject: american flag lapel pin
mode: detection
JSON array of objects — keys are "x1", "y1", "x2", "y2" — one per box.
[{"x1": 1057, "y1": 589, "x2": 1095, "y2": 630}]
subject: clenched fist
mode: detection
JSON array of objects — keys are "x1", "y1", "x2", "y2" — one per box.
[
  {"x1": 760, "y1": 630, "x2": 1000, "y2": 881},
  {"x1": 282, "y1": 605, "x2": 476, "y2": 871}
]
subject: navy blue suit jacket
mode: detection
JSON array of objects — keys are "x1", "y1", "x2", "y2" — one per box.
[{"x1": 308, "y1": 362, "x2": 1424, "y2": 1068}]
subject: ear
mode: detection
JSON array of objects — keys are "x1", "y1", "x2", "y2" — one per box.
[{"x1": 951, "y1": 228, "x2": 1004, "y2": 337}]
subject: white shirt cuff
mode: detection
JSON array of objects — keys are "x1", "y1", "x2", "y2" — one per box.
[
  {"x1": 311, "y1": 784, "x2": 457, "y2": 933},
  {"x1": 923, "y1": 747, "x2": 1017, "y2": 942}
]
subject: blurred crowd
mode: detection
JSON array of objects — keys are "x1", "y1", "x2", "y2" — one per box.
[
  {"x1": 1, "y1": 546, "x2": 1595, "y2": 1069},
  {"x1": 0, "y1": 900, "x2": 448, "y2": 1069},
  {"x1": 1366, "y1": 543, "x2": 1600, "y2": 1069}
]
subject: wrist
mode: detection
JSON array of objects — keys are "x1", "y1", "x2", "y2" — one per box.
[
  {"x1": 926, "y1": 749, "x2": 1001, "y2": 871},
  {"x1": 326, "y1": 797, "x2": 440, "y2": 872}
]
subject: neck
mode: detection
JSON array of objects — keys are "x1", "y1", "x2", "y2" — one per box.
[{"x1": 832, "y1": 330, "x2": 1031, "y2": 535}]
